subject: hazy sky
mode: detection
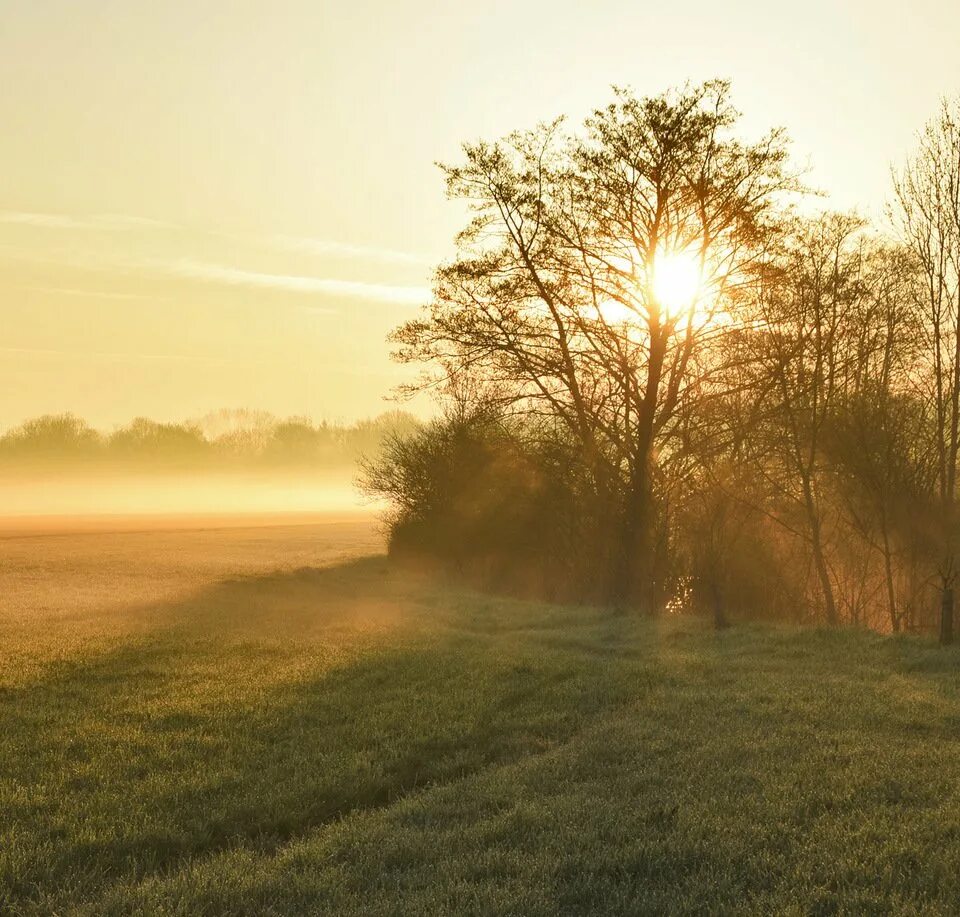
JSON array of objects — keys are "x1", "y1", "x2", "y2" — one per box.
[{"x1": 2, "y1": 0, "x2": 958, "y2": 428}]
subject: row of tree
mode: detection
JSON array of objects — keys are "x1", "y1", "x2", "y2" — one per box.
[
  {"x1": 362, "y1": 81, "x2": 960, "y2": 639},
  {"x1": 0, "y1": 409, "x2": 418, "y2": 470}
]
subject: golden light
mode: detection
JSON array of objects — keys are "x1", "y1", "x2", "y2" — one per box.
[
  {"x1": 651, "y1": 249, "x2": 703, "y2": 314},
  {"x1": 597, "y1": 244, "x2": 713, "y2": 330}
]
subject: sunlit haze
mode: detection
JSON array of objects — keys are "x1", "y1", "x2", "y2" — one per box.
[{"x1": 2, "y1": 0, "x2": 958, "y2": 428}]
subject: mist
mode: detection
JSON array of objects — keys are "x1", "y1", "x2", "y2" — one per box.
[
  {"x1": 0, "y1": 469, "x2": 368, "y2": 519},
  {"x1": 0, "y1": 409, "x2": 409, "y2": 520}
]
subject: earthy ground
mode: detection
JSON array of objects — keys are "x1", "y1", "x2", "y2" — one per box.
[{"x1": 3, "y1": 513, "x2": 960, "y2": 914}]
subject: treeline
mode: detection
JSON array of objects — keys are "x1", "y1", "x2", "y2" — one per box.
[
  {"x1": 362, "y1": 81, "x2": 960, "y2": 639},
  {"x1": 0, "y1": 409, "x2": 419, "y2": 471}
]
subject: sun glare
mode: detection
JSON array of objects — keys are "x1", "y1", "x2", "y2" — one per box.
[
  {"x1": 652, "y1": 249, "x2": 703, "y2": 314},
  {"x1": 596, "y1": 247, "x2": 710, "y2": 329}
]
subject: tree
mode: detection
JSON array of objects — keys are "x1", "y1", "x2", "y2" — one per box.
[
  {"x1": 393, "y1": 81, "x2": 798, "y2": 608},
  {"x1": 893, "y1": 97, "x2": 960, "y2": 643},
  {"x1": 742, "y1": 214, "x2": 876, "y2": 625},
  {"x1": 0, "y1": 413, "x2": 102, "y2": 460},
  {"x1": 824, "y1": 245, "x2": 931, "y2": 632}
]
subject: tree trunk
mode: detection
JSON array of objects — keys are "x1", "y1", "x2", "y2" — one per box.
[
  {"x1": 609, "y1": 320, "x2": 668, "y2": 611},
  {"x1": 881, "y1": 527, "x2": 899, "y2": 634},
  {"x1": 711, "y1": 579, "x2": 728, "y2": 630},
  {"x1": 940, "y1": 584, "x2": 954, "y2": 645},
  {"x1": 608, "y1": 467, "x2": 650, "y2": 610},
  {"x1": 801, "y1": 475, "x2": 838, "y2": 626},
  {"x1": 811, "y1": 536, "x2": 839, "y2": 626}
]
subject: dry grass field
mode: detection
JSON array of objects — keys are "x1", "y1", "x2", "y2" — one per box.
[
  {"x1": 0, "y1": 512, "x2": 384, "y2": 684},
  {"x1": 4, "y1": 513, "x2": 960, "y2": 914}
]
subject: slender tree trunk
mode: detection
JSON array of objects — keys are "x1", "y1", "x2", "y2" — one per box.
[
  {"x1": 939, "y1": 493, "x2": 954, "y2": 645},
  {"x1": 881, "y1": 526, "x2": 900, "y2": 634},
  {"x1": 940, "y1": 582, "x2": 954, "y2": 645},
  {"x1": 710, "y1": 578, "x2": 728, "y2": 630},
  {"x1": 810, "y1": 533, "x2": 839, "y2": 626},
  {"x1": 801, "y1": 475, "x2": 839, "y2": 625}
]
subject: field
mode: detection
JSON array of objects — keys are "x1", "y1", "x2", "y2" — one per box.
[{"x1": 4, "y1": 514, "x2": 960, "y2": 914}]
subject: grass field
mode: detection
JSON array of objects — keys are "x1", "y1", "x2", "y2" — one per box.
[{"x1": 4, "y1": 514, "x2": 960, "y2": 914}]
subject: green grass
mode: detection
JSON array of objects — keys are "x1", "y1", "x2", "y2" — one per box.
[{"x1": 4, "y1": 542, "x2": 960, "y2": 914}]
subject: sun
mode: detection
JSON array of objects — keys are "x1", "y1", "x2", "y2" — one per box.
[
  {"x1": 651, "y1": 249, "x2": 703, "y2": 314},
  {"x1": 596, "y1": 245, "x2": 712, "y2": 329}
]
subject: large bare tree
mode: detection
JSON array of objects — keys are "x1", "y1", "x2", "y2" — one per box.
[{"x1": 393, "y1": 81, "x2": 797, "y2": 607}]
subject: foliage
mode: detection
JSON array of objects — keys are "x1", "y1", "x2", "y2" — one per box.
[
  {"x1": 361, "y1": 407, "x2": 610, "y2": 599},
  {"x1": 371, "y1": 83, "x2": 960, "y2": 637}
]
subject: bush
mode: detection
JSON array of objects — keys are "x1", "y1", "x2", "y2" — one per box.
[{"x1": 360, "y1": 409, "x2": 617, "y2": 601}]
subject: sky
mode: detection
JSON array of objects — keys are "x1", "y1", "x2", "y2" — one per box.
[{"x1": 1, "y1": 0, "x2": 958, "y2": 429}]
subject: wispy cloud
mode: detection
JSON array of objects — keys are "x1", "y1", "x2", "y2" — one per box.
[
  {"x1": 0, "y1": 211, "x2": 173, "y2": 231},
  {"x1": 0, "y1": 219, "x2": 430, "y2": 306},
  {"x1": 274, "y1": 235, "x2": 433, "y2": 267},
  {"x1": 21, "y1": 286, "x2": 160, "y2": 301},
  {"x1": 0, "y1": 345, "x2": 254, "y2": 365},
  {"x1": 165, "y1": 259, "x2": 430, "y2": 305},
  {"x1": 1, "y1": 214, "x2": 433, "y2": 272}
]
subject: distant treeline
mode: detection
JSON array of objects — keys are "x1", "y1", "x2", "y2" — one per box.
[{"x1": 0, "y1": 409, "x2": 419, "y2": 471}]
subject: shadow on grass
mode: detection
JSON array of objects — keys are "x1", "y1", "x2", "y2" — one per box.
[
  {"x1": 0, "y1": 557, "x2": 630, "y2": 911},
  {"x1": 5, "y1": 557, "x2": 960, "y2": 913}
]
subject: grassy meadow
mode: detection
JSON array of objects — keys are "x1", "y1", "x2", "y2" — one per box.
[{"x1": 3, "y1": 515, "x2": 960, "y2": 914}]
